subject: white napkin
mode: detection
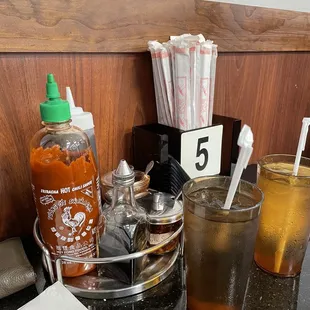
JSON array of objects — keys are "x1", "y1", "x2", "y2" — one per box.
[{"x1": 18, "y1": 281, "x2": 87, "y2": 310}]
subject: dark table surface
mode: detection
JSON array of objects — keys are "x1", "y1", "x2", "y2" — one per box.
[
  {"x1": 1, "y1": 250, "x2": 310, "y2": 310},
  {"x1": 1, "y1": 165, "x2": 310, "y2": 309}
]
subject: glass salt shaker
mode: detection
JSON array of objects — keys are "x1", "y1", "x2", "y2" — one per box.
[{"x1": 97, "y1": 160, "x2": 148, "y2": 284}]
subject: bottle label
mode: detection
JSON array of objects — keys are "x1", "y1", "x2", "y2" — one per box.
[
  {"x1": 149, "y1": 232, "x2": 174, "y2": 245},
  {"x1": 32, "y1": 178, "x2": 99, "y2": 258},
  {"x1": 30, "y1": 146, "x2": 100, "y2": 276}
]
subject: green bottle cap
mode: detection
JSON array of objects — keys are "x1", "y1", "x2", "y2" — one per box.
[{"x1": 40, "y1": 74, "x2": 71, "y2": 122}]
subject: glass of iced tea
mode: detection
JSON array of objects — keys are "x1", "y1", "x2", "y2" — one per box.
[
  {"x1": 183, "y1": 176, "x2": 263, "y2": 310},
  {"x1": 254, "y1": 154, "x2": 310, "y2": 277}
]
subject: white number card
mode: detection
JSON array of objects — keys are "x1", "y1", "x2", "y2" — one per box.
[{"x1": 180, "y1": 125, "x2": 223, "y2": 178}]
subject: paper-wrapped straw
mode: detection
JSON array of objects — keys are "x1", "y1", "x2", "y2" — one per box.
[
  {"x1": 171, "y1": 34, "x2": 206, "y2": 130},
  {"x1": 148, "y1": 41, "x2": 171, "y2": 125},
  {"x1": 148, "y1": 34, "x2": 217, "y2": 131},
  {"x1": 209, "y1": 44, "x2": 218, "y2": 126},
  {"x1": 159, "y1": 45, "x2": 175, "y2": 127},
  {"x1": 194, "y1": 42, "x2": 201, "y2": 129},
  {"x1": 189, "y1": 45, "x2": 197, "y2": 129},
  {"x1": 148, "y1": 42, "x2": 165, "y2": 125},
  {"x1": 156, "y1": 47, "x2": 173, "y2": 126},
  {"x1": 164, "y1": 42, "x2": 177, "y2": 126},
  {"x1": 174, "y1": 42, "x2": 191, "y2": 130},
  {"x1": 198, "y1": 41, "x2": 212, "y2": 128}
]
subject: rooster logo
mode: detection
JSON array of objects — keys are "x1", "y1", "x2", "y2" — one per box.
[{"x1": 61, "y1": 206, "x2": 86, "y2": 235}]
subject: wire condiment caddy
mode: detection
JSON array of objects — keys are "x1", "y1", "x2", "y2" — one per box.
[{"x1": 33, "y1": 217, "x2": 183, "y2": 299}]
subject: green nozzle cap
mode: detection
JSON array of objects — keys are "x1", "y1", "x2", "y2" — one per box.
[{"x1": 40, "y1": 73, "x2": 71, "y2": 122}]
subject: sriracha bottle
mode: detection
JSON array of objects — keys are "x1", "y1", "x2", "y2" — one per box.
[{"x1": 30, "y1": 74, "x2": 101, "y2": 277}]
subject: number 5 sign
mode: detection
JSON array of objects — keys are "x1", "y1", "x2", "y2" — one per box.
[{"x1": 180, "y1": 125, "x2": 223, "y2": 178}]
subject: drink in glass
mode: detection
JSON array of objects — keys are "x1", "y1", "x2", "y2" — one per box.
[
  {"x1": 255, "y1": 154, "x2": 310, "y2": 277},
  {"x1": 183, "y1": 176, "x2": 263, "y2": 310}
]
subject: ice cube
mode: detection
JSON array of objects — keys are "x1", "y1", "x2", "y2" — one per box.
[
  {"x1": 209, "y1": 198, "x2": 225, "y2": 209},
  {"x1": 189, "y1": 188, "x2": 228, "y2": 209}
]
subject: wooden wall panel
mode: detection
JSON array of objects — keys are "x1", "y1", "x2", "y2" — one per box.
[
  {"x1": 0, "y1": 53, "x2": 157, "y2": 241},
  {"x1": 0, "y1": 0, "x2": 309, "y2": 52},
  {"x1": 214, "y1": 52, "x2": 310, "y2": 161},
  {"x1": 1, "y1": 51, "x2": 310, "y2": 240}
]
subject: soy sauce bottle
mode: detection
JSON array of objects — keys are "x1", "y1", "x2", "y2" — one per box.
[{"x1": 98, "y1": 160, "x2": 148, "y2": 284}]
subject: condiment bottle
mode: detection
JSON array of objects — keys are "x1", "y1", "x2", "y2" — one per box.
[
  {"x1": 30, "y1": 74, "x2": 101, "y2": 277},
  {"x1": 98, "y1": 160, "x2": 148, "y2": 284},
  {"x1": 138, "y1": 191, "x2": 183, "y2": 255},
  {"x1": 66, "y1": 86, "x2": 99, "y2": 166}
]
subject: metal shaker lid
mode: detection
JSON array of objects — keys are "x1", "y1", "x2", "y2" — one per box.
[
  {"x1": 138, "y1": 191, "x2": 183, "y2": 225},
  {"x1": 112, "y1": 159, "x2": 135, "y2": 186}
]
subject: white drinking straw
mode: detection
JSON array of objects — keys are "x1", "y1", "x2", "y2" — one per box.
[
  {"x1": 293, "y1": 117, "x2": 310, "y2": 176},
  {"x1": 223, "y1": 125, "x2": 254, "y2": 210}
]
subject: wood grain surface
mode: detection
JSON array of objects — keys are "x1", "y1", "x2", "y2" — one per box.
[
  {"x1": 1, "y1": 51, "x2": 310, "y2": 240},
  {"x1": 0, "y1": 53, "x2": 157, "y2": 241},
  {"x1": 0, "y1": 0, "x2": 310, "y2": 52},
  {"x1": 214, "y1": 52, "x2": 310, "y2": 161}
]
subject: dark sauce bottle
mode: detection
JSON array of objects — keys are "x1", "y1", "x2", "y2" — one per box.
[{"x1": 98, "y1": 160, "x2": 148, "y2": 284}]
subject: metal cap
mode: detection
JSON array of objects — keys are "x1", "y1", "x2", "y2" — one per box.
[
  {"x1": 138, "y1": 191, "x2": 183, "y2": 225},
  {"x1": 112, "y1": 159, "x2": 135, "y2": 186},
  {"x1": 152, "y1": 193, "x2": 164, "y2": 211},
  {"x1": 148, "y1": 200, "x2": 183, "y2": 225}
]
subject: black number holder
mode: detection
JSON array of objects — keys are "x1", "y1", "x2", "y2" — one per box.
[{"x1": 132, "y1": 114, "x2": 241, "y2": 192}]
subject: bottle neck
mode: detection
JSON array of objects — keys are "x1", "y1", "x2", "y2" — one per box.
[
  {"x1": 111, "y1": 184, "x2": 137, "y2": 209},
  {"x1": 43, "y1": 120, "x2": 71, "y2": 131}
]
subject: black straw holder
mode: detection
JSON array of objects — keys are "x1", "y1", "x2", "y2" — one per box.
[{"x1": 132, "y1": 114, "x2": 241, "y2": 191}]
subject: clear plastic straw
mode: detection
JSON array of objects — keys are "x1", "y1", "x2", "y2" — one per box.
[
  {"x1": 223, "y1": 125, "x2": 254, "y2": 210},
  {"x1": 293, "y1": 117, "x2": 310, "y2": 176}
]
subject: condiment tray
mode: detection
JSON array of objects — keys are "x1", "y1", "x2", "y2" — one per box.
[{"x1": 33, "y1": 218, "x2": 183, "y2": 299}]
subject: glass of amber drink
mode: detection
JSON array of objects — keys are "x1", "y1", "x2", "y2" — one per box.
[
  {"x1": 183, "y1": 176, "x2": 263, "y2": 310},
  {"x1": 255, "y1": 154, "x2": 310, "y2": 277}
]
